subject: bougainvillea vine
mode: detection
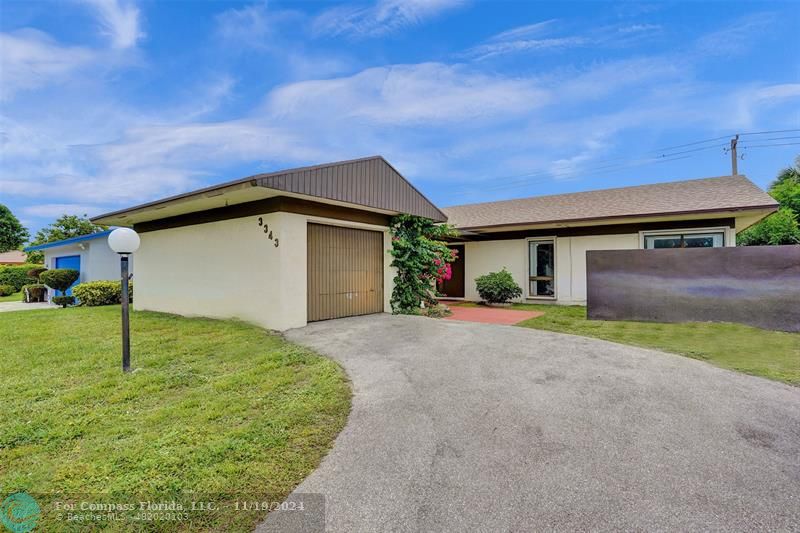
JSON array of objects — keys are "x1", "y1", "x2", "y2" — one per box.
[{"x1": 388, "y1": 214, "x2": 458, "y2": 314}]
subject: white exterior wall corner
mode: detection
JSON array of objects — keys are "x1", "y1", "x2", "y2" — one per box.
[{"x1": 133, "y1": 211, "x2": 394, "y2": 332}]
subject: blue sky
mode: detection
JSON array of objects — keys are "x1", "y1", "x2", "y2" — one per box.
[{"x1": 1, "y1": 0, "x2": 799, "y2": 234}]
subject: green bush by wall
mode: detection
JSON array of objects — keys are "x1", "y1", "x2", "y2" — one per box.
[
  {"x1": 475, "y1": 268, "x2": 523, "y2": 304},
  {"x1": 0, "y1": 284, "x2": 16, "y2": 297},
  {"x1": 73, "y1": 280, "x2": 133, "y2": 306}
]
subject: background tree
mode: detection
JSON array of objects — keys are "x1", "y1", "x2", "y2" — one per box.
[
  {"x1": 0, "y1": 204, "x2": 29, "y2": 253},
  {"x1": 26, "y1": 214, "x2": 108, "y2": 263},
  {"x1": 738, "y1": 157, "x2": 800, "y2": 246},
  {"x1": 769, "y1": 156, "x2": 800, "y2": 216}
]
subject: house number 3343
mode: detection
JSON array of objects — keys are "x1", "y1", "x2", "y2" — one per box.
[{"x1": 257, "y1": 217, "x2": 279, "y2": 247}]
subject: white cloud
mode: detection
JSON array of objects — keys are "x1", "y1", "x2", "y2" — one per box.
[
  {"x1": 488, "y1": 20, "x2": 557, "y2": 42},
  {"x1": 0, "y1": 29, "x2": 95, "y2": 101},
  {"x1": 469, "y1": 36, "x2": 587, "y2": 60},
  {"x1": 2, "y1": 6, "x2": 796, "y2": 221},
  {"x1": 465, "y1": 20, "x2": 663, "y2": 60},
  {"x1": 265, "y1": 62, "x2": 548, "y2": 125},
  {"x1": 215, "y1": 3, "x2": 302, "y2": 51},
  {"x1": 312, "y1": 0, "x2": 464, "y2": 38},
  {"x1": 178, "y1": 75, "x2": 237, "y2": 121},
  {"x1": 729, "y1": 83, "x2": 800, "y2": 128},
  {"x1": 692, "y1": 12, "x2": 775, "y2": 57},
  {"x1": 82, "y1": 0, "x2": 144, "y2": 49},
  {"x1": 617, "y1": 23, "x2": 661, "y2": 34},
  {"x1": 21, "y1": 203, "x2": 112, "y2": 219}
]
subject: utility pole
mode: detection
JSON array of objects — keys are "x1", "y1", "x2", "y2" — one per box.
[{"x1": 730, "y1": 134, "x2": 739, "y2": 175}]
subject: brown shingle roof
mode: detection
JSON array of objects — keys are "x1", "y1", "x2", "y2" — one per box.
[{"x1": 442, "y1": 175, "x2": 778, "y2": 230}]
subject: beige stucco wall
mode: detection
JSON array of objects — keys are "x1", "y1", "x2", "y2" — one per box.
[
  {"x1": 462, "y1": 233, "x2": 641, "y2": 305},
  {"x1": 461, "y1": 223, "x2": 740, "y2": 305},
  {"x1": 133, "y1": 211, "x2": 393, "y2": 331},
  {"x1": 463, "y1": 239, "x2": 526, "y2": 302}
]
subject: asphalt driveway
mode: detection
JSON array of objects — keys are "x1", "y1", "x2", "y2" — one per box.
[{"x1": 259, "y1": 314, "x2": 800, "y2": 532}]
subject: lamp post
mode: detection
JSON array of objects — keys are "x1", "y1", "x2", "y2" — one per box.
[{"x1": 108, "y1": 228, "x2": 140, "y2": 372}]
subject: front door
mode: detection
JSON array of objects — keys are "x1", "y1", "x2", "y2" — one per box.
[
  {"x1": 438, "y1": 245, "x2": 465, "y2": 298},
  {"x1": 54, "y1": 255, "x2": 81, "y2": 296}
]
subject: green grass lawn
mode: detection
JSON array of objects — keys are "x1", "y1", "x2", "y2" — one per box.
[
  {"x1": 0, "y1": 306, "x2": 351, "y2": 531},
  {"x1": 459, "y1": 302, "x2": 800, "y2": 385},
  {"x1": 0, "y1": 289, "x2": 22, "y2": 302}
]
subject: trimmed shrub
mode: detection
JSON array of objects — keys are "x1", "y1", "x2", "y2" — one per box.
[
  {"x1": 22, "y1": 284, "x2": 47, "y2": 303},
  {"x1": 40, "y1": 269, "x2": 80, "y2": 292},
  {"x1": 475, "y1": 268, "x2": 523, "y2": 304},
  {"x1": 0, "y1": 263, "x2": 43, "y2": 291},
  {"x1": 0, "y1": 284, "x2": 15, "y2": 296},
  {"x1": 52, "y1": 295, "x2": 76, "y2": 307},
  {"x1": 40, "y1": 269, "x2": 80, "y2": 307},
  {"x1": 27, "y1": 267, "x2": 47, "y2": 280},
  {"x1": 73, "y1": 280, "x2": 133, "y2": 306}
]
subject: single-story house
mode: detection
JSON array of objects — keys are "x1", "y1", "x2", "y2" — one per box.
[
  {"x1": 91, "y1": 157, "x2": 777, "y2": 330},
  {"x1": 24, "y1": 230, "x2": 124, "y2": 297},
  {"x1": 92, "y1": 157, "x2": 446, "y2": 331},
  {"x1": 439, "y1": 175, "x2": 778, "y2": 304},
  {"x1": 0, "y1": 250, "x2": 28, "y2": 265}
]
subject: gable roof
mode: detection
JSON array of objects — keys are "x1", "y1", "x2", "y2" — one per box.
[
  {"x1": 442, "y1": 175, "x2": 778, "y2": 230},
  {"x1": 93, "y1": 156, "x2": 447, "y2": 225},
  {"x1": 0, "y1": 250, "x2": 27, "y2": 264},
  {"x1": 24, "y1": 230, "x2": 113, "y2": 252}
]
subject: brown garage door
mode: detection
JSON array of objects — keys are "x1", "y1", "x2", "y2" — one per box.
[{"x1": 307, "y1": 223, "x2": 384, "y2": 322}]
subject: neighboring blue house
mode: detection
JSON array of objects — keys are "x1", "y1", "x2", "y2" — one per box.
[{"x1": 24, "y1": 230, "x2": 130, "y2": 297}]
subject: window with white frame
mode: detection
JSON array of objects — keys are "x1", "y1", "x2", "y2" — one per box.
[
  {"x1": 642, "y1": 231, "x2": 725, "y2": 249},
  {"x1": 528, "y1": 239, "x2": 555, "y2": 297}
]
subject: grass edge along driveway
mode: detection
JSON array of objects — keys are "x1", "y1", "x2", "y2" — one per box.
[
  {"x1": 0, "y1": 306, "x2": 351, "y2": 532},
  {"x1": 455, "y1": 302, "x2": 799, "y2": 385},
  {"x1": 505, "y1": 303, "x2": 799, "y2": 385}
]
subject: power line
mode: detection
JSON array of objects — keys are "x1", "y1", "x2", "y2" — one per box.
[
  {"x1": 653, "y1": 135, "x2": 731, "y2": 152},
  {"x1": 459, "y1": 142, "x2": 729, "y2": 192},
  {"x1": 452, "y1": 131, "x2": 800, "y2": 198},
  {"x1": 740, "y1": 142, "x2": 800, "y2": 149},
  {"x1": 740, "y1": 135, "x2": 800, "y2": 142},
  {"x1": 655, "y1": 143, "x2": 729, "y2": 157},
  {"x1": 739, "y1": 129, "x2": 800, "y2": 136},
  {"x1": 453, "y1": 142, "x2": 729, "y2": 196},
  {"x1": 452, "y1": 152, "x2": 700, "y2": 197}
]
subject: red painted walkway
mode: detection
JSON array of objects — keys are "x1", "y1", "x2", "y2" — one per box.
[{"x1": 443, "y1": 304, "x2": 543, "y2": 325}]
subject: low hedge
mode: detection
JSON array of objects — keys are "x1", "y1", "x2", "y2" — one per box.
[
  {"x1": 0, "y1": 284, "x2": 16, "y2": 297},
  {"x1": 73, "y1": 280, "x2": 133, "y2": 306},
  {"x1": 0, "y1": 263, "x2": 44, "y2": 291}
]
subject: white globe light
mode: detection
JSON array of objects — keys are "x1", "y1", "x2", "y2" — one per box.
[{"x1": 108, "y1": 227, "x2": 140, "y2": 254}]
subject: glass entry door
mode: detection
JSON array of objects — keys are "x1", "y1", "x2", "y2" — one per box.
[{"x1": 528, "y1": 240, "x2": 555, "y2": 298}]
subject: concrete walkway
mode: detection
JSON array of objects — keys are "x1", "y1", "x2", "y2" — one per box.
[
  {"x1": 0, "y1": 301, "x2": 55, "y2": 312},
  {"x1": 259, "y1": 314, "x2": 800, "y2": 532}
]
